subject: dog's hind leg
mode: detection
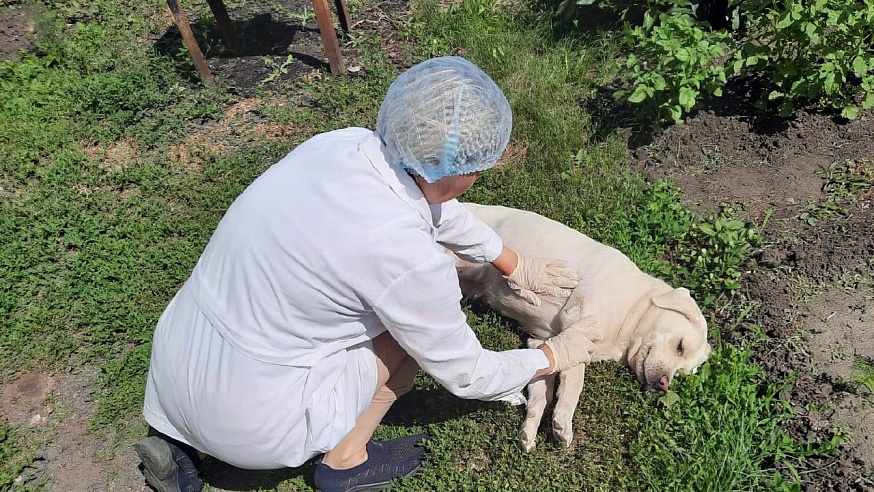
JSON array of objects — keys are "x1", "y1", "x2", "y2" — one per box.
[
  {"x1": 520, "y1": 338, "x2": 554, "y2": 453},
  {"x1": 552, "y1": 363, "x2": 586, "y2": 448}
]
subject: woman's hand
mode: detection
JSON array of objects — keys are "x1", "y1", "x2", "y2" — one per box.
[
  {"x1": 491, "y1": 247, "x2": 580, "y2": 306},
  {"x1": 532, "y1": 331, "x2": 595, "y2": 378},
  {"x1": 541, "y1": 329, "x2": 595, "y2": 373}
]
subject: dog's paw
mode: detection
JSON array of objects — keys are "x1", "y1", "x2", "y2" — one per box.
[
  {"x1": 551, "y1": 419, "x2": 574, "y2": 448},
  {"x1": 519, "y1": 429, "x2": 537, "y2": 453}
]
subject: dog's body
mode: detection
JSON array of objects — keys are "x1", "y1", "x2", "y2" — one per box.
[{"x1": 457, "y1": 203, "x2": 712, "y2": 451}]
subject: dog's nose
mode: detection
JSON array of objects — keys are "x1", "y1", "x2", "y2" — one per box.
[{"x1": 657, "y1": 375, "x2": 670, "y2": 391}]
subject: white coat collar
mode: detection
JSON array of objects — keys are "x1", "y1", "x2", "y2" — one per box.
[{"x1": 358, "y1": 131, "x2": 436, "y2": 236}]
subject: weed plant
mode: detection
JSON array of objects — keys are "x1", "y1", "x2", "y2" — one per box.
[{"x1": 571, "y1": 0, "x2": 874, "y2": 124}]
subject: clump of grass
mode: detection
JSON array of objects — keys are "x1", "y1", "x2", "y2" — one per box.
[
  {"x1": 628, "y1": 343, "x2": 841, "y2": 492},
  {"x1": 855, "y1": 358, "x2": 874, "y2": 395},
  {"x1": 0, "y1": 419, "x2": 39, "y2": 491},
  {"x1": 800, "y1": 160, "x2": 874, "y2": 225},
  {"x1": 0, "y1": 0, "x2": 222, "y2": 376}
]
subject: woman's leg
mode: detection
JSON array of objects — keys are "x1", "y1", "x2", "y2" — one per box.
[{"x1": 320, "y1": 331, "x2": 419, "y2": 469}]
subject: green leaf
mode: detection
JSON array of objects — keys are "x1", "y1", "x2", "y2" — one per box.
[
  {"x1": 652, "y1": 74, "x2": 667, "y2": 91},
  {"x1": 778, "y1": 99, "x2": 794, "y2": 117},
  {"x1": 678, "y1": 87, "x2": 698, "y2": 111},
  {"x1": 841, "y1": 105, "x2": 859, "y2": 120},
  {"x1": 733, "y1": 59, "x2": 744, "y2": 74},
  {"x1": 628, "y1": 85, "x2": 649, "y2": 104},
  {"x1": 863, "y1": 91, "x2": 874, "y2": 110},
  {"x1": 668, "y1": 105, "x2": 684, "y2": 124},
  {"x1": 725, "y1": 220, "x2": 745, "y2": 230},
  {"x1": 852, "y1": 57, "x2": 869, "y2": 78},
  {"x1": 698, "y1": 223, "x2": 716, "y2": 235},
  {"x1": 776, "y1": 11, "x2": 793, "y2": 29},
  {"x1": 659, "y1": 390, "x2": 681, "y2": 408}
]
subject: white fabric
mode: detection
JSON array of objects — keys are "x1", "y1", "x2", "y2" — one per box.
[{"x1": 143, "y1": 128, "x2": 549, "y2": 469}]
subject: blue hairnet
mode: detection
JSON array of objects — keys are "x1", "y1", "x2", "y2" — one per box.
[{"x1": 376, "y1": 56, "x2": 513, "y2": 183}]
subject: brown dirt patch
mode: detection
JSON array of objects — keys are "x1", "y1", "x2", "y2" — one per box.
[
  {"x1": 0, "y1": 367, "x2": 145, "y2": 491},
  {"x1": 639, "y1": 100, "x2": 874, "y2": 490},
  {"x1": 0, "y1": 3, "x2": 36, "y2": 62},
  {"x1": 152, "y1": 0, "x2": 414, "y2": 94},
  {"x1": 85, "y1": 140, "x2": 142, "y2": 172}
]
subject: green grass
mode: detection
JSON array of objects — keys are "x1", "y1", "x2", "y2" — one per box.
[
  {"x1": 0, "y1": 419, "x2": 41, "y2": 491},
  {"x1": 855, "y1": 358, "x2": 874, "y2": 395},
  {"x1": 0, "y1": 0, "x2": 841, "y2": 490},
  {"x1": 800, "y1": 159, "x2": 874, "y2": 226}
]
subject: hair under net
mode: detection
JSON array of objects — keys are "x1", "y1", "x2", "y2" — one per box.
[{"x1": 376, "y1": 56, "x2": 513, "y2": 183}]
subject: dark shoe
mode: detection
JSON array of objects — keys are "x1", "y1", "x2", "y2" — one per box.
[
  {"x1": 134, "y1": 436, "x2": 204, "y2": 492},
  {"x1": 375, "y1": 433, "x2": 429, "y2": 457},
  {"x1": 313, "y1": 435, "x2": 429, "y2": 492}
]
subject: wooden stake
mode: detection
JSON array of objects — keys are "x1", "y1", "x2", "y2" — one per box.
[
  {"x1": 166, "y1": 0, "x2": 215, "y2": 88},
  {"x1": 205, "y1": 0, "x2": 241, "y2": 53},
  {"x1": 311, "y1": 0, "x2": 345, "y2": 75},
  {"x1": 333, "y1": 0, "x2": 351, "y2": 33}
]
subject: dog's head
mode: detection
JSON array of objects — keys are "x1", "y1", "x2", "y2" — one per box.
[{"x1": 625, "y1": 288, "x2": 711, "y2": 391}]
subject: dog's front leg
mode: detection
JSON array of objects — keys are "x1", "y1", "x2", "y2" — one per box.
[
  {"x1": 520, "y1": 338, "x2": 554, "y2": 453},
  {"x1": 552, "y1": 363, "x2": 586, "y2": 448}
]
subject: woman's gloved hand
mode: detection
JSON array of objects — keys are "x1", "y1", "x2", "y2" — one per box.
[
  {"x1": 505, "y1": 255, "x2": 580, "y2": 306},
  {"x1": 541, "y1": 329, "x2": 596, "y2": 374}
]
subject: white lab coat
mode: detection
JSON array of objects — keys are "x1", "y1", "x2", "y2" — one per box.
[{"x1": 143, "y1": 128, "x2": 548, "y2": 469}]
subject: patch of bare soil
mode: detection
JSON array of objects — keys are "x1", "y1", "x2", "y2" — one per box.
[
  {"x1": 151, "y1": 0, "x2": 415, "y2": 94},
  {"x1": 0, "y1": 2, "x2": 36, "y2": 61},
  {"x1": 0, "y1": 367, "x2": 145, "y2": 491},
  {"x1": 638, "y1": 100, "x2": 874, "y2": 491}
]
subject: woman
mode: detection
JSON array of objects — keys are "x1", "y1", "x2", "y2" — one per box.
[{"x1": 135, "y1": 56, "x2": 591, "y2": 492}]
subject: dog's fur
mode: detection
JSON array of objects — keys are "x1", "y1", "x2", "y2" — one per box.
[{"x1": 456, "y1": 203, "x2": 712, "y2": 451}]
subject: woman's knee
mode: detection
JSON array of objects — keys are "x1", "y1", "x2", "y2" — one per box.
[
  {"x1": 372, "y1": 331, "x2": 411, "y2": 381},
  {"x1": 373, "y1": 355, "x2": 418, "y2": 403}
]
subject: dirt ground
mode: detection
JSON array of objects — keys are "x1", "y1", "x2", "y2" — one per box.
[
  {"x1": 150, "y1": 0, "x2": 415, "y2": 94},
  {"x1": 2, "y1": 0, "x2": 873, "y2": 490},
  {"x1": 0, "y1": 1, "x2": 36, "y2": 61},
  {"x1": 636, "y1": 96, "x2": 874, "y2": 491}
]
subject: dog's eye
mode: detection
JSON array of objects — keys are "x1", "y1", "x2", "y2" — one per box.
[{"x1": 676, "y1": 341, "x2": 685, "y2": 355}]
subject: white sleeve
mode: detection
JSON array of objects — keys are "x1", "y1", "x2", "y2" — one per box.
[
  {"x1": 429, "y1": 199, "x2": 504, "y2": 263},
  {"x1": 371, "y1": 254, "x2": 547, "y2": 405}
]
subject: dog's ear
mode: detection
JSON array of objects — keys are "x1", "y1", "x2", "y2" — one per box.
[{"x1": 651, "y1": 288, "x2": 703, "y2": 326}]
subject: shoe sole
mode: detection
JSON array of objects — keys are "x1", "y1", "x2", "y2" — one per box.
[
  {"x1": 134, "y1": 437, "x2": 182, "y2": 492},
  {"x1": 316, "y1": 463, "x2": 422, "y2": 492}
]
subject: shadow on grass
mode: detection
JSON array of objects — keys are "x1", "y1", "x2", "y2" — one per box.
[
  {"x1": 200, "y1": 457, "x2": 316, "y2": 491},
  {"x1": 154, "y1": 11, "x2": 329, "y2": 88}
]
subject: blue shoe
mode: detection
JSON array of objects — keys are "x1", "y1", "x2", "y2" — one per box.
[
  {"x1": 313, "y1": 435, "x2": 428, "y2": 492},
  {"x1": 134, "y1": 436, "x2": 204, "y2": 492}
]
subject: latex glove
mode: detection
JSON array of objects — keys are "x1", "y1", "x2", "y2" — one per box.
[
  {"x1": 505, "y1": 255, "x2": 580, "y2": 306},
  {"x1": 543, "y1": 329, "x2": 596, "y2": 373}
]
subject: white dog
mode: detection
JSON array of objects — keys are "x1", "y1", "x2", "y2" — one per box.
[{"x1": 456, "y1": 203, "x2": 712, "y2": 452}]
